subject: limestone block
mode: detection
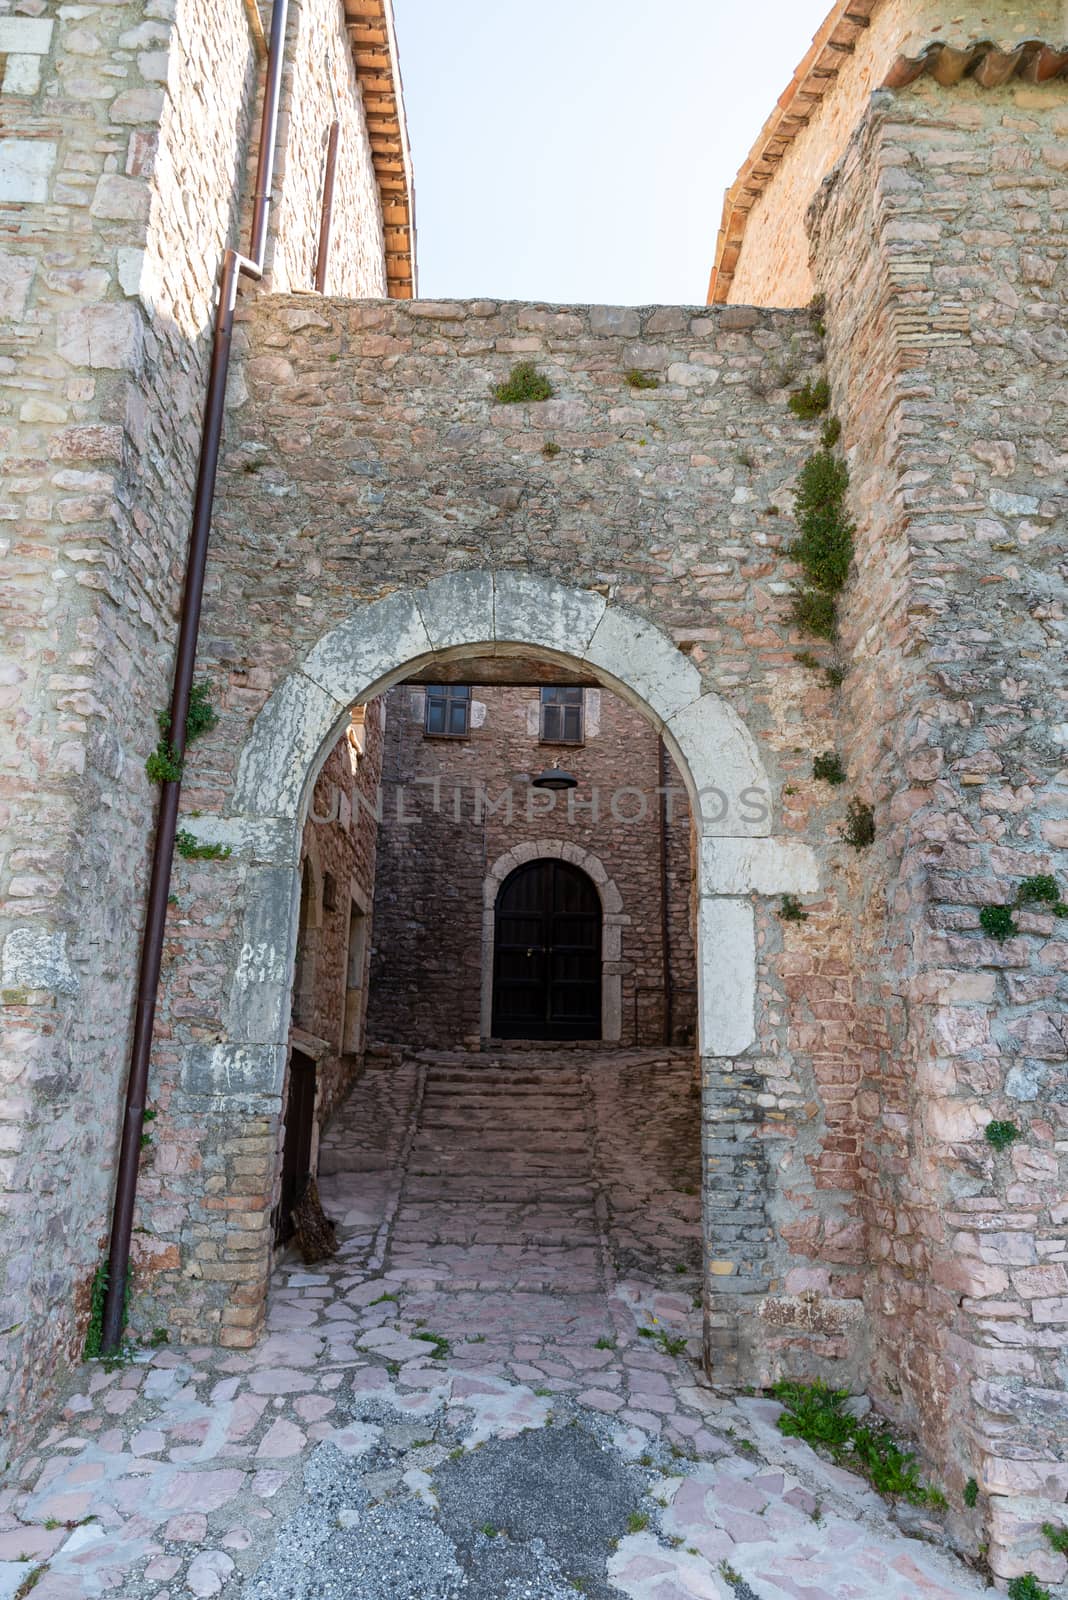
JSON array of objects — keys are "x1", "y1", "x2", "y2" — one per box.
[
  {"x1": 925, "y1": 1099, "x2": 987, "y2": 1143},
  {"x1": 589, "y1": 306, "x2": 641, "y2": 337},
  {"x1": 90, "y1": 173, "x2": 150, "y2": 222},
  {"x1": 0, "y1": 249, "x2": 34, "y2": 320},
  {"x1": 1004, "y1": 1061, "x2": 1048, "y2": 1101},
  {"x1": 56, "y1": 304, "x2": 143, "y2": 370},
  {"x1": 178, "y1": 816, "x2": 299, "y2": 867},
  {"x1": 181, "y1": 1043, "x2": 286, "y2": 1099},
  {"x1": 234, "y1": 672, "x2": 349, "y2": 818},
  {"x1": 663, "y1": 695, "x2": 771, "y2": 837},
  {"x1": 109, "y1": 87, "x2": 164, "y2": 123},
  {"x1": 3, "y1": 55, "x2": 42, "y2": 94},
  {"x1": 0, "y1": 18, "x2": 53, "y2": 53},
  {"x1": 303, "y1": 589, "x2": 432, "y2": 703},
  {"x1": 1, "y1": 928, "x2": 78, "y2": 995},
  {"x1": 699, "y1": 837, "x2": 819, "y2": 895},
  {"x1": 585, "y1": 606, "x2": 702, "y2": 724},
  {"x1": 414, "y1": 569, "x2": 494, "y2": 653},
  {"x1": 697, "y1": 897, "x2": 756, "y2": 1056},
  {"x1": 225, "y1": 868, "x2": 299, "y2": 1045},
  {"x1": 0, "y1": 138, "x2": 56, "y2": 202},
  {"x1": 493, "y1": 570, "x2": 606, "y2": 661},
  {"x1": 116, "y1": 247, "x2": 145, "y2": 297}
]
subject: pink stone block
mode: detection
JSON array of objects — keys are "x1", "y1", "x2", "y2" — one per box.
[{"x1": 256, "y1": 1419, "x2": 305, "y2": 1459}]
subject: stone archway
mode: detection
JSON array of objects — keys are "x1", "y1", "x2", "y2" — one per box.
[
  {"x1": 480, "y1": 840, "x2": 626, "y2": 1044},
  {"x1": 217, "y1": 569, "x2": 819, "y2": 1075},
  {"x1": 184, "y1": 568, "x2": 819, "y2": 1375}
]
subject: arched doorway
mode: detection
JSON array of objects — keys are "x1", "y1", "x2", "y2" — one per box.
[
  {"x1": 492, "y1": 859, "x2": 602, "y2": 1040},
  {"x1": 201, "y1": 571, "x2": 820, "y2": 1373}
]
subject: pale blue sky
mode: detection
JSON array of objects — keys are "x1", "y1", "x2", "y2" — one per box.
[{"x1": 391, "y1": 0, "x2": 831, "y2": 306}]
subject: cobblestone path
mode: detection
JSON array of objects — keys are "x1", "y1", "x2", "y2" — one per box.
[{"x1": 1, "y1": 1049, "x2": 991, "y2": 1599}]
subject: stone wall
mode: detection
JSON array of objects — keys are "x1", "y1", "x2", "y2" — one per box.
[
  {"x1": 725, "y1": 0, "x2": 1067, "y2": 308},
  {"x1": 366, "y1": 683, "x2": 696, "y2": 1049},
  {"x1": 0, "y1": 0, "x2": 388, "y2": 1453},
  {"x1": 147, "y1": 295, "x2": 873, "y2": 1400},
  {"x1": 812, "y1": 74, "x2": 1068, "y2": 1583},
  {"x1": 0, "y1": 0, "x2": 261, "y2": 1453},
  {"x1": 293, "y1": 701, "x2": 384, "y2": 1123},
  {"x1": 267, "y1": 0, "x2": 387, "y2": 296}
]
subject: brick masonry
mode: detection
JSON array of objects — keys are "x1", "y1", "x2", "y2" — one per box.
[{"x1": 366, "y1": 683, "x2": 697, "y2": 1049}]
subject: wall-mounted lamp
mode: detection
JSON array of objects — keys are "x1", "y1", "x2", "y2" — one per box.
[{"x1": 531, "y1": 763, "x2": 578, "y2": 792}]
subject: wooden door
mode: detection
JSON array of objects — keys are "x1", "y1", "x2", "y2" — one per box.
[
  {"x1": 275, "y1": 1048, "x2": 316, "y2": 1245},
  {"x1": 492, "y1": 860, "x2": 601, "y2": 1039}
]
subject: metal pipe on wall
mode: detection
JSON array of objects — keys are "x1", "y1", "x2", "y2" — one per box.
[
  {"x1": 101, "y1": 0, "x2": 291, "y2": 1354},
  {"x1": 314, "y1": 120, "x2": 340, "y2": 292}
]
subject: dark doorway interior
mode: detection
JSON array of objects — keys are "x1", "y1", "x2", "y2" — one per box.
[
  {"x1": 275, "y1": 1048, "x2": 317, "y2": 1245},
  {"x1": 492, "y1": 859, "x2": 602, "y2": 1039}
]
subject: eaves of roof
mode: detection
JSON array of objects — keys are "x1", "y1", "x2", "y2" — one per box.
[
  {"x1": 706, "y1": 0, "x2": 1068, "y2": 306},
  {"x1": 344, "y1": 0, "x2": 417, "y2": 299}
]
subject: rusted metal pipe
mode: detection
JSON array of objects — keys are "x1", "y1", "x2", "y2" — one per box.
[
  {"x1": 657, "y1": 737, "x2": 674, "y2": 1047},
  {"x1": 314, "y1": 120, "x2": 340, "y2": 292},
  {"x1": 101, "y1": 0, "x2": 290, "y2": 1354}
]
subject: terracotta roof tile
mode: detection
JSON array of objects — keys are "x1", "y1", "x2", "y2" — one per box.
[
  {"x1": 344, "y1": 0, "x2": 417, "y2": 298},
  {"x1": 707, "y1": 0, "x2": 1068, "y2": 305},
  {"x1": 883, "y1": 38, "x2": 1068, "y2": 89}
]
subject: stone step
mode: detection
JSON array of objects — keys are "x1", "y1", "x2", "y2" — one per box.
[
  {"x1": 425, "y1": 1073, "x2": 585, "y2": 1088},
  {"x1": 409, "y1": 1140, "x2": 589, "y2": 1153},
  {"x1": 402, "y1": 1182, "x2": 596, "y2": 1203},
  {"x1": 418, "y1": 1111, "x2": 589, "y2": 1127}
]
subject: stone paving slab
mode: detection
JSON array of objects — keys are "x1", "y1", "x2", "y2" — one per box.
[{"x1": 0, "y1": 1050, "x2": 996, "y2": 1598}]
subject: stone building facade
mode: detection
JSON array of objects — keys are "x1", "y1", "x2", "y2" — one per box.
[
  {"x1": 0, "y1": 0, "x2": 1065, "y2": 1585},
  {"x1": 0, "y1": 0, "x2": 405, "y2": 1456},
  {"x1": 290, "y1": 704, "x2": 383, "y2": 1143},
  {"x1": 366, "y1": 683, "x2": 696, "y2": 1049}
]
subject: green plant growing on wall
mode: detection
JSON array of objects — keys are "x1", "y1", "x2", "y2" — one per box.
[
  {"x1": 812, "y1": 751, "x2": 846, "y2": 785},
  {"x1": 541, "y1": 440, "x2": 561, "y2": 458},
  {"x1": 779, "y1": 895, "x2": 808, "y2": 924},
  {"x1": 1016, "y1": 874, "x2": 1059, "y2": 903},
  {"x1": 1016, "y1": 875, "x2": 1068, "y2": 916},
  {"x1": 157, "y1": 681, "x2": 218, "y2": 744},
  {"x1": 791, "y1": 590, "x2": 838, "y2": 641},
  {"x1": 789, "y1": 432, "x2": 854, "y2": 641},
  {"x1": 148, "y1": 682, "x2": 219, "y2": 785},
  {"x1": 146, "y1": 741, "x2": 183, "y2": 784},
  {"x1": 793, "y1": 452, "x2": 853, "y2": 591},
  {"x1": 820, "y1": 416, "x2": 841, "y2": 448},
  {"x1": 984, "y1": 1120, "x2": 1020, "y2": 1151},
  {"x1": 1007, "y1": 1577, "x2": 1051, "y2": 1600},
  {"x1": 83, "y1": 1261, "x2": 131, "y2": 1361},
  {"x1": 963, "y1": 1477, "x2": 979, "y2": 1508},
  {"x1": 979, "y1": 904, "x2": 1016, "y2": 941},
  {"x1": 626, "y1": 368, "x2": 659, "y2": 390},
  {"x1": 1042, "y1": 1523, "x2": 1068, "y2": 1555},
  {"x1": 841, "y1": 798, "x2": 874, "y2": 849},
  {"x1": 493, "y1": 361, "x2": 553, "y2": 404},
  {"x1": 174, "y1": 830, "x2": 231, "y2": 862},
  {"x1": 788, "y1": 378, "x2": 830, "y2": 419}
]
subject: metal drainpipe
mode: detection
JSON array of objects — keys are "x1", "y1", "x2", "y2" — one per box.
[
  {"x1": 314, "y1": 120, "x2": 340, "y2": 292},
  {"x1": 101, "y1": 0, "x2": 291, "y2": 1354},
  {"x1": 657, "y1": 737, "x2": 674, "y2": 1047}
]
